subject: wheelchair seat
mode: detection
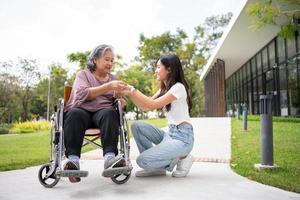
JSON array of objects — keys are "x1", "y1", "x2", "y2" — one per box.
[{"x1": 85, "y1": 128, "x2": 101, "y2": 136}]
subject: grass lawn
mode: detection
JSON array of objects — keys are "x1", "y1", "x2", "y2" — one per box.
[
  {"x1": 0, "y1": 118, "x2": 167, "y2": 171},
  {"x1": 231, "y1": 117, "x2": 300, "y2": 193}
]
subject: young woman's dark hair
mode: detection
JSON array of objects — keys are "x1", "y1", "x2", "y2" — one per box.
[{"x1": 156, "y1": 54, "x2": 192, "y2": 113}]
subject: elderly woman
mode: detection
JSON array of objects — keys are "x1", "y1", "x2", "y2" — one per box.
[{"x1": 63, "y1": 44, "x2": 127, "y2": 183}]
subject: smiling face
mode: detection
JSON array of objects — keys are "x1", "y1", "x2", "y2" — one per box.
[
  {"x1": 155, "y1": 60, "x2": 170, "y2": 82},
  {"x1": 94, "y1": 50, "x2": 114, "y2": 74}
]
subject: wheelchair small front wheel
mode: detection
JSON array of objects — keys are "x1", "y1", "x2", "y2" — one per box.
[
  {"x1": 38, "y1": 163, "x2": 60, "y2": 188},
  {"x1": 111, "y1": 172, "x2": 131, "y2": 184}
]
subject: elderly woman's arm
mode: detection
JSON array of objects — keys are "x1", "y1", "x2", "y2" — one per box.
[{"x1": 72, "y1": 71, "x2": 126, "y2": 103}]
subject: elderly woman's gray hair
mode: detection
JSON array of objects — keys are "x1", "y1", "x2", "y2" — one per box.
[{"x1": 86, "y1": 44, "x2": 114, "y2": 71}]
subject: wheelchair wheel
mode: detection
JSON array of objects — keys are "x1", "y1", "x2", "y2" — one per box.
[
  {"x1": 111, "y1": 172, "x2": 131, "y2": 184},
  {"x1": 38, "y1": 163, "x2": 60, "y2": 188}
]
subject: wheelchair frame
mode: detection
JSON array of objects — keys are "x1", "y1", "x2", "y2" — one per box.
[{"x1": 38, "y1": 97, "x2": 132, "y2": 188}]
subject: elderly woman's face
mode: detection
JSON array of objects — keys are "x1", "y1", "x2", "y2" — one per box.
[{"x1": 94, "y1": 50, "x2": 114, "y2": 73}]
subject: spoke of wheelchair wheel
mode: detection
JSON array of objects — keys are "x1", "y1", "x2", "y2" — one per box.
[
  {"x1": 114, "y1": 174, "x2": 121, "y2": 179},
  {"x1": 42, "y1": 177, "x2": 48, "y2": 182}
]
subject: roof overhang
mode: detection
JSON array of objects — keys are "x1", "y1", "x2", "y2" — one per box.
[{"x1": 200, "y1": 0, "x2": 281, "y2": 80}]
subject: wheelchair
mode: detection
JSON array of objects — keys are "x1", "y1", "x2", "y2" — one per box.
[{"x1": 38, "y1": 86, "x2": 133, "y2": 188}]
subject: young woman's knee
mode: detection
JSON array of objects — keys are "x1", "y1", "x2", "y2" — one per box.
[
  {"x1": 131, "y1": 120, "x2": 145, "y2": 137},
  {"x1": 136, "y1": 154, "x2": 153, "y2": 169}
]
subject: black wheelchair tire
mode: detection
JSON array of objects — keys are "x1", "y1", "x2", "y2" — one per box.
[
  {"x1": 110, "y1": 172, "x2": 131, "y2": 184},
  {"x1": 38, "y1": 163, "x2": 60, "y2": 188}
]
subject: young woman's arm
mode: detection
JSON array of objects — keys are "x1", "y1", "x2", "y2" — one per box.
[
  {"x1": 151, "y1": 89, "x2": 161, "y2": 99},
  {"x1": 128, "y1": 88, "x2": 176, "y2": 111}
]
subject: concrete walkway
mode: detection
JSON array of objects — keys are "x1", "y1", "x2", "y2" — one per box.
[{"x1": 0, "y1": 118, "x2": 299, "y2": 200}]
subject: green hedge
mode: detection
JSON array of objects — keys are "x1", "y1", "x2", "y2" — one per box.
[
  {"x1": 0, "y1": 124, "x2": 12, "y2": 135},
  {"x1": 244, "y1": 115, "x2": 300, "y2": 123}
]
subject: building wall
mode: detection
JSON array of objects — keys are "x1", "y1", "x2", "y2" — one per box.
[
  {"x1": 204, "y1": 59, "x2": 225, "y2": 117},
  {"x1": 225, "y1": 32, "x2": 300, "y2": 116}
]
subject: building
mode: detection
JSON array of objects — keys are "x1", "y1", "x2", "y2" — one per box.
[{"x1": 200, "y1": 0, "x2": 300, "y2": 117}]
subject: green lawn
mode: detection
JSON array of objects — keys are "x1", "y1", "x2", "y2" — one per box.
[
  {"x1": 0, "y1": 118, "x2": 167, "y2": 171},
  {"x1": 231, "y1": 117, "x2": 300, "y2": 193}
]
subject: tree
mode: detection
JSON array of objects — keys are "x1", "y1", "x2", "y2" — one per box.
[
  {"x1": 1, "y1": 58, "x2": 41, "y2": 122},
  {"x1": 0, "y1": 71, "x2": 21, "y2": 123},
  {"x1": 194, "y1": 13, "x2": 233, "y2": 59},
  {"x1": 137, "y1": 29, "x2": 187, "y2": 71},
  {"x1": 247, "y1": 0, "x2": 300, "y2": 39},
  {"x1": 33, "y1": 64, "x2": 68, "y2": 118},
  {"x1": 117, "y1": 65, "x2": 155, "y2": 119},
  {"x1": 135, "y1": 13, "x2": 232, "y2": 116},
  {"x1": 18, "y1": 58, "x2": 41, "y2": 121},
  {"x1": 67, "y1": 51, "x2": 90, "y2": 69}
]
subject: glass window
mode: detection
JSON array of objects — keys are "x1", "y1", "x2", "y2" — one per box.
[
  {"x1": 232, "y1": 73, "x2": 237, "y2": 102},
  {"x1": 257, "y1": 75, "x2": 263, "y2": 113},
  {"x1": 247, "y1": 81, "x2": 252, "y2": 112},
  {"x1": 240, "y1": 69, "x2": 243, "y2": 103},
  {"x1": 262, "y1": 47, "x2": 269, "y2": 72},
  {"x1": 243, "y1": 65, "x2": 247, "y2": 84},
  {"x1": 247, "y1": 62, "x2": 251, "y2": 82},
  {"x1": 266, "y1": 69, "x2": 274, "y2": 95},
  {"x1": 277, "y1": 36, "x2": 286, "y2": 63},
  {"x1": 251, "y1": 57, "x2": 257, "y2": 78},
  {"x1": 252, "y1": 77, "x2": 258, "y2": 114},
  {"x1": 278, "y1": 63, "x2": 288, "y2": 116},
  {"x1": 269, "y1": 41, "x2": 276, "y2": 68},
  {"x1": 235, "y1": 73, "x2": 238, "y2": 103},
  {"x1": 287, "y1": 35, "x2": 296, "y2": 58},
  {"x1": 257, "y1": 53, "x2": 262, "y2": 75},
  {"x1": 287, "y1": 62, "x2": 299, "y2": 115},
  {"x1": 297, "y1": 31, "x2": 300, "y2": 51},
  {"x1": 244, "y1": 82, "x2": 248, "y2": 103}
]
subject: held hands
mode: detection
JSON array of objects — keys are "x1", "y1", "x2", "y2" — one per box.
[
  {"x1": 119, "y1": 85, "x2": 135, "y2": 96},
  {"x1": 109, "y1": 81, "x2": 135, "y2": 97},
  {"x1": 109, "y1": 80, "x2": 127, "y2": 92}
]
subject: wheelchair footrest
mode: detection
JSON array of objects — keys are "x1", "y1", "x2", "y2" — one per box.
[
  {"x1": 58, "y1": 170, "x2": 89, "y2": 177},
  {"x1": 102, "y1": 165, "x2": 133, "y2": 177}
]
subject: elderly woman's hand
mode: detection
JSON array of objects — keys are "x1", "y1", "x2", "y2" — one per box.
[
  {"x1": 109, "y1": 80, "x2": 127, "y2": 92},
  {"x1": 119, "y1": 85, "x2": 135, "y2": 96}
]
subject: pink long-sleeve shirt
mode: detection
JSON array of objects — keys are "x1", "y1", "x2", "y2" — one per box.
[{"x1": 64, "y1": 69, "x2": 118, "y2": 112}]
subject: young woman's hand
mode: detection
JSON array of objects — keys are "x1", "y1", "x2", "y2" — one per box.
[
  {"x1": 119, "y1": 85, "x2": 134, "y2": 96},
  {"x1": 109, "y1": 80, "x2": 127, "y2": 92}
]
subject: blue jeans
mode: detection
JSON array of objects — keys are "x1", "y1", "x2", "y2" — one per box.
[{"x1": 131, "y1": 121, "x2": 194, "y2": 172}]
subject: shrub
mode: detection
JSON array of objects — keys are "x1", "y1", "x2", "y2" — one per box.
[
  {"x1": 0, "y1": 124, "x2": 12, "y2": 135},
  {"x1": 12, "y1": 120, "x2": 50, "y2": 134},
  {"x1": 244, "y1": 115, "x2": 300, "y2": 123},
  {"x1": 0, "y1": 127, "x2": 9, "y2": 135}
]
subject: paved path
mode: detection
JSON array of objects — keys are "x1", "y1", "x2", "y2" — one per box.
[{"x1": 0, "y1": 118, "x2": 299, "y2": 200}]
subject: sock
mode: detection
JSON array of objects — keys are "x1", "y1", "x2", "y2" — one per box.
[
  {"x1": 68, "y1": 155, "x2": 80, "y2": 163},
  {"x1": 104, "y1": 152, "x2": 115, "y2": 160}
]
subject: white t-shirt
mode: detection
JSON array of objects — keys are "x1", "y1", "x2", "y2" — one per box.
[{"x1": 165, "y1": 82, "x2": 191, "y2": 125}]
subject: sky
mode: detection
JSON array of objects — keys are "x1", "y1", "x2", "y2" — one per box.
[{"x1": 0, "y1": 0, "x2": 247, "y2": 76}]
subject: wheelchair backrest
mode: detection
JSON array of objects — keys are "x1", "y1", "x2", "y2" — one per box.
[{"x1": 64, "y1": 85, "x2": 72, "y2": 104}]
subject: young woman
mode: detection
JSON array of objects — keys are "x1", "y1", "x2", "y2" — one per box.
[
  {"x1": 63, "y1": 44, "x2": 127, "y2": 183},
  {"x1": 122, "y1": 54, "x2": 194, "y2": 178}
]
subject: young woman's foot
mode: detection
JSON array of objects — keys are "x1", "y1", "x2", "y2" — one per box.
[
  {"x1": 172, "y1": 154, "x2": 193, "y2": 178},
  {"x1": 135, "y1": 169, "x2": 166, "y2": 177},
  {"x1": 63, "y1": 159, "x2": 81, "y2": 183}
]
